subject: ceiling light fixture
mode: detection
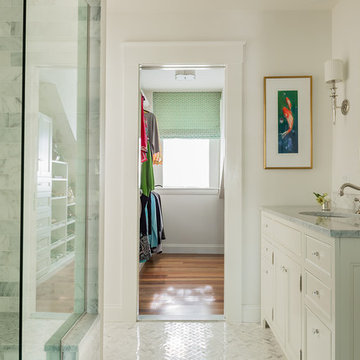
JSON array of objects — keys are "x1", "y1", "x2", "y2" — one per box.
[{"x1": 175, "y1": 70, "x2": 196, "y2": 81}]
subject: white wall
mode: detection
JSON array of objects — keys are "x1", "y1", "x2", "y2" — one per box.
[
  {"x1": 103, "y1": 4, "x2": 332, "y2": 320},
  {"x1": 331, "y1": 0, "x2": 360, "y2": 209},
  {"x1": 158, "y1": 192, "x2": 224, "y2": 253}
]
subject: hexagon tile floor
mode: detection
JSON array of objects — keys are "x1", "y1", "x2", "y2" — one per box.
[{"x1": 104, "y1": 321, "x2": 286, "y2": 360}]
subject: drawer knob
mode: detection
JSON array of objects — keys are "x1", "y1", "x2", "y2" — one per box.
[
  {"x1": 312, "y1": 290, "x2": 320, "y2": 296},
  {"x1": 265, "y1": 270, "x2": 269, "y2": 274},
  {"x1": 265, "y1": 224, "x2": 269, "y2": 228},
  {"x1": 312, "y1": 328, "x2": 320, "y2": 335},
  {"x1": 281, "y1": 266, "x2": 288, "y2": 273},
  {"x1": 312, "y1": 251, "x2": 320, "y2": 257}
]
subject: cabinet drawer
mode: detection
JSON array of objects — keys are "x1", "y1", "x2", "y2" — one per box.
[
  {"x1": 306, "y1": 307, "x2": 332, "y2": 360},
  {"x1": 37, "y1": 179, "x2": 51, "y2": 193},
  {"x1": 37, "y1": 216, "x2": 50, "y2": 230},
  {"x1": 262, "y1": 215, "x2": 274, "y2": 239},
  {"x1": 262, "y1": 238, "x2": 273, "y2": 265},
  {"x1": 262, "y1": 215, "x2": 301, "y2": 256},
  {"x1": 306, "y1": 235, "x2": 332, "y2": 278},
  {"x1": 305, "y1": 271, "x2": 332, "y2": 320},
  {"x1": 37, "y1": 247, "x2": 49, "y2": 263},
  {"x1": 37, "y1": 195, "x2": 51, "y2": 209},
  {"x1": 37, "y1": 230, "x2": 50, "y2": 250},
  {"x1": 275, "y1": 221, "x2": 301, "y2": 257}
]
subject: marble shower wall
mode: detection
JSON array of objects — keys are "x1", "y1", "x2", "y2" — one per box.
[
  {"x1": 0, "y1": 0, "x2": 23, "y2": 315},
  {"x1": 86, "y1": 1, "x2": 101, "y2": 314}
]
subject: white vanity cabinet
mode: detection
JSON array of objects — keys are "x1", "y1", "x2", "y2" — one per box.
[
  {"x1": 261, "y1": 208, "x2": 360, "y2": 360},
  {"x1": 261, "y1": 215, "x2": 302, "y2": 360}
]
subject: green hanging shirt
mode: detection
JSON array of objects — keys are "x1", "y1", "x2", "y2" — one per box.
[{"x1": 141, "y1": 142, "x2": 155, "y2": 197}]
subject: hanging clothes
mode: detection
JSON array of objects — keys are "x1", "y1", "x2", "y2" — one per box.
[
  {"x1": 139, "y1": 191, "x2": 166, "y2": 262},
  {"x1": 149, "y1": 193, "x2": 159, "y2": 249},
  {"x1": 139, "y1": 194, "x2": 151, "y2": 262},
  {"x1": 144, "y1": 111, "x2": 160, "y2": 155},
  {"x1": 152, "y1": 192, "x2": 166, "y2": 242},
  {"x1": 140, "y1": 96, "x2": 148, "y2": 163},
  {"x1": 140, "y1": 141, "x2": 155, "y2": 197},
  {"x1": 139, "y1": 98, "x2": 164, "y2": 262},
  {"x1": 144, "y1": 110, "x2": 162, "y2": 165}
]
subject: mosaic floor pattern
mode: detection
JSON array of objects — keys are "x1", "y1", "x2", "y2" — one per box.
[{"x1": 104, "y1": 321, "x2": 286, "y2": 360}]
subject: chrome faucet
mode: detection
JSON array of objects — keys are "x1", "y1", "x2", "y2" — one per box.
[{"x1": 339, "y1": 183, "x2": 360, "y2": 196}]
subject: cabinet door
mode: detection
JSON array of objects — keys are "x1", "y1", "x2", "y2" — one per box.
[
  {"x1": 261, "y1": 239, "x2": 274, "y2": 324},
  {"x1": 284, "y1": 256, "x2": 302, "y2": 360},
  {"x1": 261, "y1": 260, "x2": 273, "y2": 322},
  {"x1": 272, "y1": 250, "x2": 287, "y2": 342},
  {"x1": 38, "y1": 113, "x2": 52, "y2": 177}
]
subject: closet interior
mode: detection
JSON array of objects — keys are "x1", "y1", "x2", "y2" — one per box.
[{"x1": 138, "y1": 66, "x2": 225, "y2": 319}]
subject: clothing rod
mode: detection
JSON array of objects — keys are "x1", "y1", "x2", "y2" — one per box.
[{"x1": 141, "y1": 89, "x2": 150, "y2": 107}]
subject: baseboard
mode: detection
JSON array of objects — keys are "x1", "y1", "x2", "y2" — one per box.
[
  {"x1": 242, "y1": 305, "x2": 261, "y2": 323},
  {"x1": 162, "y1": 243, "x2": 224, "y2": 254}
]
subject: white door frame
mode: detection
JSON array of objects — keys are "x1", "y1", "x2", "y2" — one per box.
[{"x1": 103, "y1": 41, "x2": 245, "y2": 322}]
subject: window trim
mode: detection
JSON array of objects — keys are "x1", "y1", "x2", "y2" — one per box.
[{"x1": 154, "y1": 187, "x2": 219, "y2": 196}]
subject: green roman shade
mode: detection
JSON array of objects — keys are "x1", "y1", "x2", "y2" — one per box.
[{"x1": 153, "y1": 92, "x2": 221, "y2": 139}]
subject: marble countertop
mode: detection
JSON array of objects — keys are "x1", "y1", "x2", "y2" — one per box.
[{"x1": 262, "y1": 206, "x2": 360, "y2": 238}]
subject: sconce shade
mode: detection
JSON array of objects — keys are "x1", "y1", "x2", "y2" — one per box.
[{"x1": 324, "y1": 59, "x2": 344, "y2": 83}]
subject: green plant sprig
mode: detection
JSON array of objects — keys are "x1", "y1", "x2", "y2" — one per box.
[{"x1": 313, "y1": 192, "x2": 328, "y2": 205}]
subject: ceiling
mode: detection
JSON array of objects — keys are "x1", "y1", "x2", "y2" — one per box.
[
  {"x1": 119, "y1": 0, "x2": 339, "y2": 12},
  {"x1": 140, "y1": 68, "x2": 225, "y2": 91}
]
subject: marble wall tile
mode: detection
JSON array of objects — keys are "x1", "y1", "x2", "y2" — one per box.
[
  {"x1": 0, "y1": 2, "x2": 22, "y2": 354},
  {"x1": 86, "y1": 4, "x2": 100, "y2": 315},
  {"x1": 0, "y1": 282, "x2": 19, "y2": 297}
]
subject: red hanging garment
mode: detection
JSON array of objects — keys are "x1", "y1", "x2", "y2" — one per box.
[{"x1": 140, "y1": 95, "x2": 148, "y2": 163}]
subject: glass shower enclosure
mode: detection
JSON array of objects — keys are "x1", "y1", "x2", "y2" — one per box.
[{"x1": 0, "y1": 0, "x2": 100, "y2": 358}]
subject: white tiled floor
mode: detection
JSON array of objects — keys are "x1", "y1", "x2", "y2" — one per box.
[{"x1": 104, "y1": 321, "x2": 286, "y2": 360}]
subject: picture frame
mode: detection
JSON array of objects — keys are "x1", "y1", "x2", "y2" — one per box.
[{"x1": 264, "y1": 76, "x2": 313, "y2": 169}]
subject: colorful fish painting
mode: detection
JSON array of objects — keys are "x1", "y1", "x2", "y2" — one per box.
[{"x1": 278, "y1": 90, "x2": 298, "y2": 153}]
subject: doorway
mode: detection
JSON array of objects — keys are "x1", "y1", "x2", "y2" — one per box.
[
  {"x1": 104, "y1": 41, "x2": 244, "y2": 322},
  {"x1": 138, "y1": 66, "x2": 225, "y2": 320}
]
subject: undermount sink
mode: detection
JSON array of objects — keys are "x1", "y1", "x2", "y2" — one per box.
[{"x1": 299, "y1": 211, "x2": 355, "y2": 218}]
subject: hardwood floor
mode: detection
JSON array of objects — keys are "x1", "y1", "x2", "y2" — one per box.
[{"x1": 139, "y1": 254, "x2": 224, "y2": 316}]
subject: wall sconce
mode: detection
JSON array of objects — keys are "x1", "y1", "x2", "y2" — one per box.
[{"x1": 324, "y1": 59, "x2": 350, "y2": 124}]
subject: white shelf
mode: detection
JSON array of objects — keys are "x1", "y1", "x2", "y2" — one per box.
[
  {"x1": 49, "y1": 252, "x2": 74, "y2": 270},
  {"x1": 36, "y1": 157, "x2": 77, "y2": 283},
  {"x1": 50, "y1": 237, "x2": 67, "y2": 249},
  {"x1": 52, "y1": 196, "x2": 67, "y2": 200},
  {"x1": 51, "y1": 221, "x2": 66, "y2": 230},
  {"x1": 66, "y1": 234, "x2": 75, "y2": 242}
]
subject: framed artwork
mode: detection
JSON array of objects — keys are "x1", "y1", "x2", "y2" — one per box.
[{"x1": 264, "y1": 76, "x2": 313, "y2": 169}]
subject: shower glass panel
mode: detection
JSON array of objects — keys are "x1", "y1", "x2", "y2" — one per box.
[
  {"x1": 22, "y1": 0, "x2": 89, "y2": 358},
  {"x1": 0, "y1": 0, "x2": 24, "y2": 359}
]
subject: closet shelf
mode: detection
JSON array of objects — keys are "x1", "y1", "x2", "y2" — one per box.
[
  {"x1": 52, "y1": 196, "x2": 67, "y2": 200},
  {"x1": 51, "y1": 221, "x2": 66, "y2": 230}
]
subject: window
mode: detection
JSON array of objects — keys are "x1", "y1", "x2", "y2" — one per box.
[
  {"x1": 153, "y1": 91, "x2": 222, "y2": 190},
  {"x1": 163, "y1": 139, "x2": 210, "y2": 188}
]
